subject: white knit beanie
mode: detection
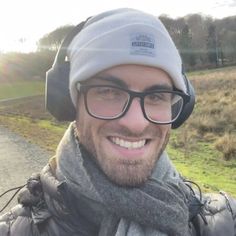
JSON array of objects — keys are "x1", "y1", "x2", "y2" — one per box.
[{"x1": 68, "y1": 8, "x2": 186, "y2": 106}]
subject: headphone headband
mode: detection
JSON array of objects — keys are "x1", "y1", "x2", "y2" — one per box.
[{"x1": 54, "y1": 20, "x2": 87, "y2": 65}]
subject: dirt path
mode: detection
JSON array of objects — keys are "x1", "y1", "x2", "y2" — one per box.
[{"x1": 0, "y1": 125, "x2": 51, "y2": 213}]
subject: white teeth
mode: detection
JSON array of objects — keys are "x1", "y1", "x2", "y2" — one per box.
[{"x1": 111, "y1": 137, "x2": 146, "y2": 149}]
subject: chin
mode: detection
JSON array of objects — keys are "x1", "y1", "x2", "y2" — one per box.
[{"x1": 100, "y1": 160, "x2": 154, "y2": 187}]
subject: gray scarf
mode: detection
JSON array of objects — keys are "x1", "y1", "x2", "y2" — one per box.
[{"x1": 56, "y1": 123, "x2": 190, "y2": 236}]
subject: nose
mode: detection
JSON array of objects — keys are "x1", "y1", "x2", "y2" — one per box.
[{"x1": 118, "y1": 98, "x2": 150, "y2": 133}]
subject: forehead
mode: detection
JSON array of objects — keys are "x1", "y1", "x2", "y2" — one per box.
[{"x1": 86, "y1": 64, "x2": 173, "y2": 90}]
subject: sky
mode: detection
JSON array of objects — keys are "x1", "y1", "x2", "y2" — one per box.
[{"x1": 1, "y1": 0, "x2": 236, "y2": 53}]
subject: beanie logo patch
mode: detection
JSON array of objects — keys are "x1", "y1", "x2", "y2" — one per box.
[{"x1": 130, "y1": 33, "x2": 155, "y2": 57}]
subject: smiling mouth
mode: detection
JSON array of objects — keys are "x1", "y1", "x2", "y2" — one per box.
[{"x1": 110, "y1": 137, "x2": 148, "y2": 149}]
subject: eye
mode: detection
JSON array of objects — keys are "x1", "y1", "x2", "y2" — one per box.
[
  {"x1": 93, "y1": 87, "x2": 124, "y2": 100},
  {"x1": 145, "y1": 92, "x2": 171, "y2": 104}
]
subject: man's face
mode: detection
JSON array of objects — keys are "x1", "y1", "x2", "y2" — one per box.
[{"x1": 76, "y1": 64, "x2": 172, "y2": 186}]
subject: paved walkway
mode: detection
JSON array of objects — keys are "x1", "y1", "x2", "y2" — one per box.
[{"x1": 0, "y1": 126, "x2": 50, "y2": 213}]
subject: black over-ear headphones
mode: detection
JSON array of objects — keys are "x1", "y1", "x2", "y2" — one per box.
[
  {"x1": 172, "y1": 70, "x2": 195, "y2": 128},
  {"x1": 46, "y1": 19, "x2": 195, "y2": 129}
]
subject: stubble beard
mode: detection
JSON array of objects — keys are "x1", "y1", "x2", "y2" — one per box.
[{"x1": 77, "y1": 122, "x2": 170, "y2": 187}]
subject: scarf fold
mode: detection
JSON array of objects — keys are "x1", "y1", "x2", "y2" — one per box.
[{"x1": 56, "y1": 123, "x2": 191, "y2": 236}]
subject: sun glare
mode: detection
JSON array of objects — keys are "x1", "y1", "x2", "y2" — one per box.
[{"x1": 0, "y1": 38, "x2": 37, "y2": 53}]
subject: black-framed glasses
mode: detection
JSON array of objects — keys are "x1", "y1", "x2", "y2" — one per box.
[{"x1": 77, "y1": 83, "x2": 190, "y2": 124}]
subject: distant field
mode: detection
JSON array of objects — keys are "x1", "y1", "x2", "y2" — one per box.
[
  {"x1": 0, "y1": 80, "x2": 44, "y2": 100},
  {"x1": 0, "y1": 67, "x2": 235, "y2": 197}
]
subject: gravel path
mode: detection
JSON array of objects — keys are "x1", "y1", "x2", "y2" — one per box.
[{"x1": 0, "y1": 125, "x2": 51, "y2": 213}]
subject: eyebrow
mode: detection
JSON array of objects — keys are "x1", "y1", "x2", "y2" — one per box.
[
  {"x1": 144, "y1": 84, "x2": 173, "y2": 91},
  {"x1": 88, "y1": 75, "x2": 173, "y2": 91},
  {"x1": 88, "y1": 75, "x2": 128, "y2": 88}
]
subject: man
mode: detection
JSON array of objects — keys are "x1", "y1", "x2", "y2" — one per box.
[{"x1": 0, "y1": 8, "x2": 235, "y2": 236}]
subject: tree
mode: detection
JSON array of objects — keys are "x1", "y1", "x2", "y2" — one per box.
[
  {"x1": 0, "y1": 51, "x2": 55, "y2": 80},
  {"x1": 160, "y1": 15, "x2": 185, "y2": 48},
  {"x1": 37, "y1": 25, "x2": 74, "y2": 51},
  {"x1": 207, "y1": 24, "x2": 219, "y2": 66},
  {"x1": 185, "y1": 14, "x2": 213, "y2": 67},
  {"x1": 216, "y1": 16, "x2": 236, "y2": 64},
  {"x1": 221, "y1": 30, "x2": 236, "y2": 63},
  {"x1": 179, "y1": 24, "x2": 196, "y2": 68}
]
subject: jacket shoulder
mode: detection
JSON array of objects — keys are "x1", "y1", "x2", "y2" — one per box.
[
  {"x1": 221, "y1": 191, "x2": 236, "y2": 219},
  {"x1": 0, "y1": 164, "x2": 78, "y2": 236},
  {"x1": 0, "y1": 172, "x2": 52, "y2": 236},
  {"x1": 192, "y1": 191, "x2": 236, "y2": 236},
  {"x1": 0, "y1": 204, "x2": 41, "y2": 236}
]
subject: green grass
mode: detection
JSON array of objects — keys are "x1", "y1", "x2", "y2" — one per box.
[
  {"x1": 0, "y1": 80, "x2": 44, "y2": 99},
  {"x1": 37, "y1": 119, "x2": 67, "y2": 133},
  {"x1": 168, "y1": 135, "x2": 236, "y2": 197}
]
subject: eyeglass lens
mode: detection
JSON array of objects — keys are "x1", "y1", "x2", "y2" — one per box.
[{"x1": 85, "y1": 86, "x2": 183, "y2": 123}]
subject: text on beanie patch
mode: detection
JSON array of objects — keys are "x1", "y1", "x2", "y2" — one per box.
[{"x1": 130, "y1": 33, "x2": 156, "y2": 57}]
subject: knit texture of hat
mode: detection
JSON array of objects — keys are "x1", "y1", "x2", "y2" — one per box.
[{"x1": 68, "y1": 8, "x2": 186, "y2": 106}]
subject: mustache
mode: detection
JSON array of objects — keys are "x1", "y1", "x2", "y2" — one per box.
[{"x1": 101, "y1": 125, "x2": 163, "y2": 138}]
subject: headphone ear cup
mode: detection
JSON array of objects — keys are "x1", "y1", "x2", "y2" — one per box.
[
  {"x1": 45, "y1": 62, "x2": 76, "y2": 121},
  {"x1": 45, "y1": 20, "x2": 89, "y2": 121},
  {"x1": 172, "y1": 80, "x2": 195, "y2": 129}
]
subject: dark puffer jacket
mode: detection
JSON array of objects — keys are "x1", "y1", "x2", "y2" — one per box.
[{"x1": 0, "y1": 163, "x2": 236, "y2": 236}]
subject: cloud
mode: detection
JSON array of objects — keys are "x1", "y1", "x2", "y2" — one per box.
[
  {"x1": 215, "y1": 0, "x2": 236, "y2": 7},
  {"x1": 229, "y1": 0, "x2": 236, "y2": 6}
]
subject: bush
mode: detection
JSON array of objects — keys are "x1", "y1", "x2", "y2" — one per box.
[{"x1": 214, "y1": 133, "x2": 236, "y2": 160}]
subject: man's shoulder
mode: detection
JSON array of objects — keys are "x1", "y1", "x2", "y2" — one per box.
[
  {"x1": 0, "y1": 163, "x2": 66, "y2": 236},
  {"x1": 189, "y1": 187, "x2": 236, "y2": 236},
  {"x1": 0, "y1": 163, "x2": 97, "y2": 236},
  {"x1": 0, "y1": 204, "x2": 38, "y2": 235}
]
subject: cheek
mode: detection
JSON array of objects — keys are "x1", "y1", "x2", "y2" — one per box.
[
  {"x1": 75, "y1": 100, "x2": 106, "y2": 147},
  {"x1": 162, "y1": 125, "x2": 171, "y2": 137},
  {"x1": 76, "y1": 101, "x2": 90, "y2": 133},
  {"x1": 153, "y1": 125, "x2": 171, "y2": 150},
  {"x1": 162, "y1": 128, "x2": 171, "y2": 146},
  {"x1": 76, "y1": 98, "x2": 89, "y2": 139},
  {"x1": 161, "y1": 125, "x2": 171, "y2": 141}
]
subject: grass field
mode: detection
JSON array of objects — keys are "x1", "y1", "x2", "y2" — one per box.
[
  {"x1": 0, "y1": 80, "x2": 44, "y2": 100},
  {"x1": 0, "y1": 67, "x2": 235, "y2": 197}
]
